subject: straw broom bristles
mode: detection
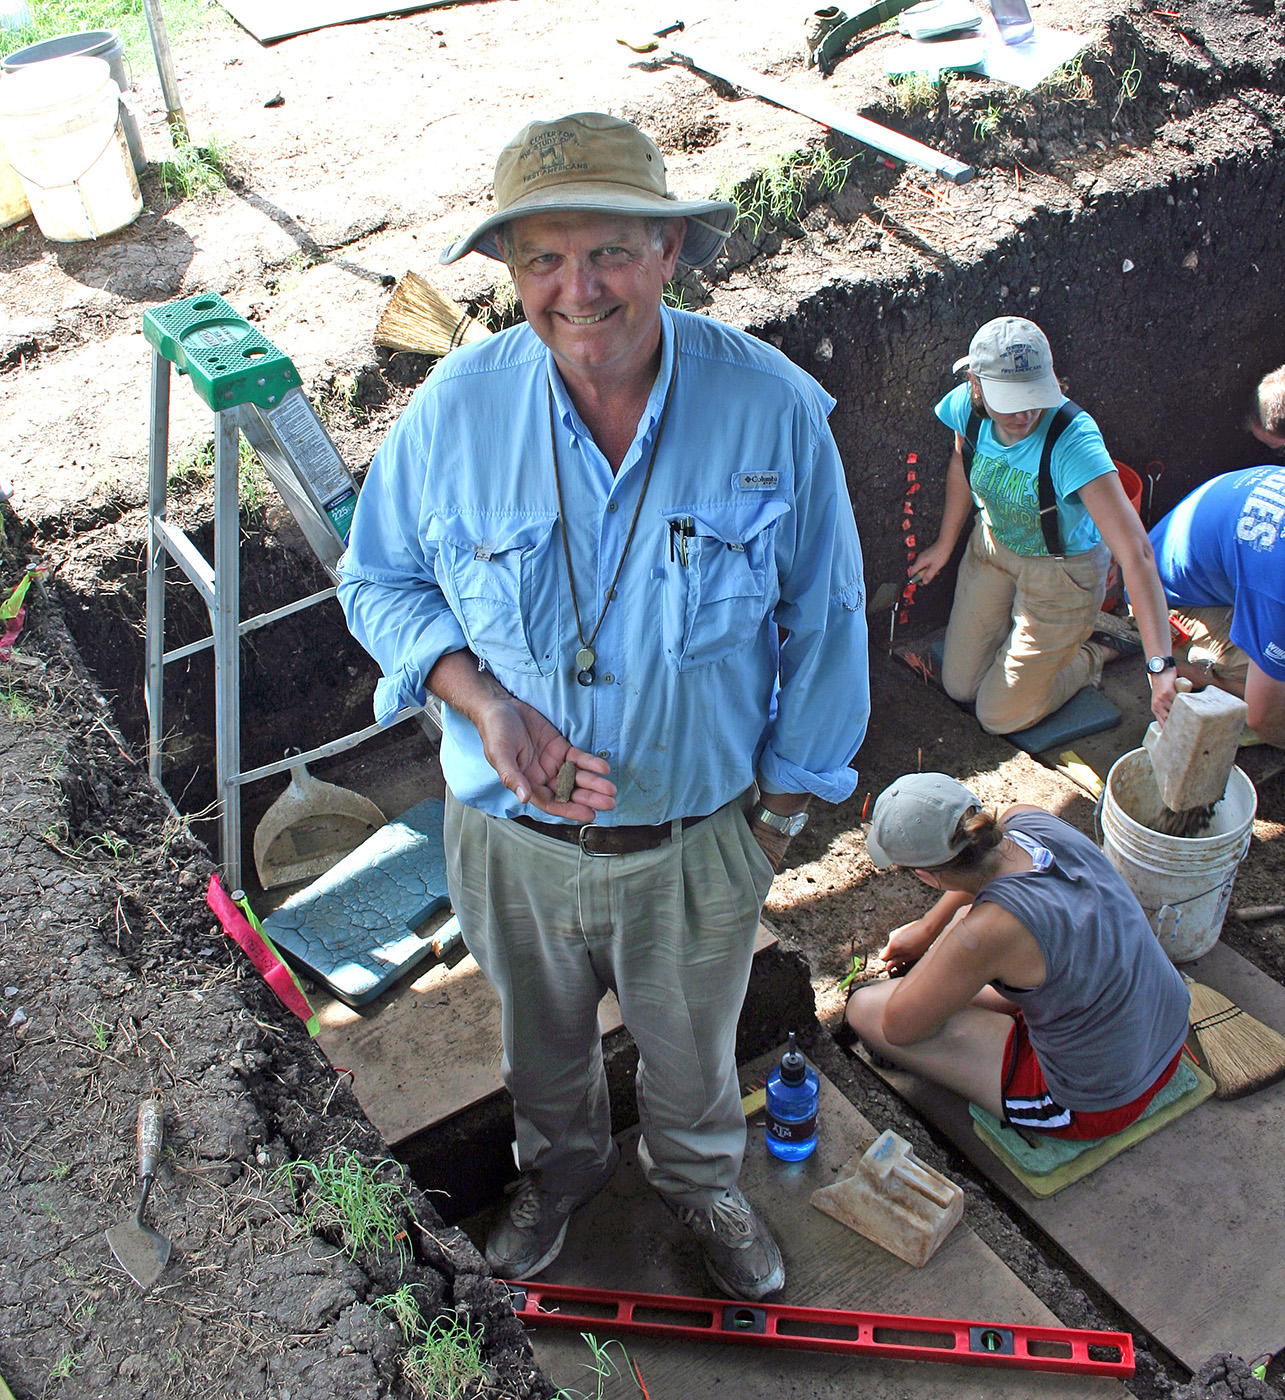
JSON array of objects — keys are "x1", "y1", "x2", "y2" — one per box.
[
  {"x1": 375, "y1": 272, "x2": 493, "y2": 357},
  {"x1": 1185, "y1": 976, "x2": 1285, "y2": 1099}
]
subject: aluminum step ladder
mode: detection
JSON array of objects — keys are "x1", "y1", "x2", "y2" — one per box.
[{"x1": 142, "y1": 292, "x2": 434, "y2": 891}]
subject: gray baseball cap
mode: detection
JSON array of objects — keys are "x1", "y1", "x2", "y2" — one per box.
[
  {"x1": 440, "y1": 112, "x2": 737, "y2": 269},
  {"x1": 865, "y1": 773, "x2": 981, "y2": 870},
  {"x1": 952, "y1": 316, "x2": 1063, "y2": 415}
]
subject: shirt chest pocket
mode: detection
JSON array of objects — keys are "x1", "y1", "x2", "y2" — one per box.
[
  {"x1": 432, "y1": 515, "x2": 560, "y2": 678},
  {"x1": 660, "y1": 500, "x2": 788, "y2": 671}
]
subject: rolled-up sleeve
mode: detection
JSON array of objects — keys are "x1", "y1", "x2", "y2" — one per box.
[
  {"x1": 758, "y1": 413, "x2": 869, "y2": 804},
  {"x1": 336, "y1": 399, "x2": 468, "y2": 725}
]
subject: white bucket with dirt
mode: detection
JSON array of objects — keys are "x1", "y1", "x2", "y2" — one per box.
[
  {"x1": 1100, "y1": 747, "x2": 1257, "y2": 963},
  {"x1": 0, "y1": 55, "x2": 141, "y2": 242},
  {"x1": 0, "y1": 143, "x2": 30, "y2": 228}
]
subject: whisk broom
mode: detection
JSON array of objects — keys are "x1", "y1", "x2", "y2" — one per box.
[
  {"x1": 1185, "y1": 976, "x2": 1285, "y2": 1099},
  {"x1": 374, "y1": 272, "x2": 493, "y2": 357}
]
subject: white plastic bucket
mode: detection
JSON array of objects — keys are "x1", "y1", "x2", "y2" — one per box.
[
  {"x1": 2, "y1": 29, "x2": 145, "y2": 174},
  {"x1": 1100, "y1": 747, "x2": 1257, "y2": 963},
  {"x1": 0, "y1": 55, "x2": 141, "y2": 242},
  {"x1": 0, "y1": 144, "x2": 30, "y2": 227}
]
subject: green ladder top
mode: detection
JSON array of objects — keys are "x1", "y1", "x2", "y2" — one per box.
[{"x1": 142, "y1": 292, "x2": 302, "y2": 411}]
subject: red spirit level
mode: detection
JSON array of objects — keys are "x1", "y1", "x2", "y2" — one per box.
[{"x1": 507, "y1": 1280, "x2": 1135, "y2": 1379}]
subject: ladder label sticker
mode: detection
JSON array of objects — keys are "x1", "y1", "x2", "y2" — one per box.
[{"x1": 266, "y1": 390, "x2": 352, "y2": 499}]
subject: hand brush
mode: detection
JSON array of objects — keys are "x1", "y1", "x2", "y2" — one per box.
[
  {"x1": 374, "y1": 272, "x2": 493, "y2": 357},
  {"x1": 1185, "y1": 976, "x2": 1285, "y2": 1099}
]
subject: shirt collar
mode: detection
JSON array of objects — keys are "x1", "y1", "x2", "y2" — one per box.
[{"x1": 546, "y1": 309, "x2": 677, "y2": 468}]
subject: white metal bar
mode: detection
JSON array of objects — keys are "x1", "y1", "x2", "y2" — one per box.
[
  {"x1": 154, "y1": 517, "x2": 215, "y2": 607},
  {"x1": 145, "y1": 350, "x2": 171, "y2": 789},
  {"x1": 212, "y1": 410, "x2": 242, "y2": 890},
  {"x1": 663, "y1": 39, "x2": 975, "y2": 184},
  {"x1": 160, "y1": 586, "x2": 339, "y2": 665},
  {"x1": 227, "y1": 707, "x2": 427, "y2": 789}
]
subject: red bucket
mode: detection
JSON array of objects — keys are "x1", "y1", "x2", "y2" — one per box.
[{"x1": 1114, "y1": 460, "x2": 1144, "y2": 517}]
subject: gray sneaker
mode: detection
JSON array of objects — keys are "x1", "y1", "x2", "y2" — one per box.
[
  {"x1": 670, "y1": 1185, "x2": 785, "y2": 1301},
  {"x1": 485, "y1": 1141, "x2": 619, "y2": 1279}
]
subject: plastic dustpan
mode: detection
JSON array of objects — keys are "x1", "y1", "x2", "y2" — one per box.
[{"x1": 253, "y1": 756, "x2": 386, "y2": 890}]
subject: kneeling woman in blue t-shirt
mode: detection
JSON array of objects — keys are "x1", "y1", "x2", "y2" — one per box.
[
  {"x1": 846, "y1": 773, "x2": 1190, "y2": 1139},
  {"x1": 913, "y1": 316, "x2": 1175, "y2": 734}
]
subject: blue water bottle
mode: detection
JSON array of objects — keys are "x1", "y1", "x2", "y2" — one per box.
[{"x1": 766, "y1": 1031, "x2": 819, "y2": 1161}]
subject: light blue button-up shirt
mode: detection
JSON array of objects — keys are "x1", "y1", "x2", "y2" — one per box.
[{"x1": 337, "y1": 307, "x2": 869, "y2": 824}]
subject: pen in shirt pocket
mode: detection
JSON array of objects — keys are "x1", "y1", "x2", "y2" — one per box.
[{"x1": 669, "y1": 516, "x2": 695, "y2": 566}]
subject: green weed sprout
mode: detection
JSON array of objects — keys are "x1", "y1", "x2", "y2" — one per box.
[
  {"x1": 157, "y1": 134, "x2": 229, "y2": 202},
  {"x1": 973, "y1": 102, "x2": 1002, "y2": 141},
  {"x1": 374, "y1": 1288, "x2": 491, "y2": 1399},
  {"x1": 274, "y1": 1153, "x2": 413, "y2": 1265},
  {"x1": 1114, "y1": 50, "x2": 1142, "y2": 117},
  {"x1": 553, "y1": 1333, "x2": 646, "y2": 1400}
]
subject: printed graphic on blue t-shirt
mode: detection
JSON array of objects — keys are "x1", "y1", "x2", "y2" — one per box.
[
  {"x1": 933, "y1": 383, "x2": 1116, "y2": 556},
  {"x1": 1150, "y1": 465, "x2": 1285, "y2": 680}
]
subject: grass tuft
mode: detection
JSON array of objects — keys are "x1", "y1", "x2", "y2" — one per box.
[
  {"x1": 374, "y1": 1287, "x2": 491, "y2": 1399},
  {"x1": 274, "y1": 1153, "x2": 413, "y2": 1265},
  {"x1": 156, "y1": 134, "x2": 229, "y2": 202}
]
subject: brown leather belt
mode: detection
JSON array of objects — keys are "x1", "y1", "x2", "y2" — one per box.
[{"x1": 513, "y1": 812, "x2": 710, "y2": 856}]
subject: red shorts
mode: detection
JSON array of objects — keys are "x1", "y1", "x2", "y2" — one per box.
[{"x1": 1001, "y1": 1013, "x2": 1184, "y2": 1140}]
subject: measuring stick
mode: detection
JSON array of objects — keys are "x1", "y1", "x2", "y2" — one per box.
[
  {"x1": 626, "y1": 30, "x2": 974, "y2": 184},
  {"x1": 508, "y1": 1280, "x2": 1134, "y2": 1377}
]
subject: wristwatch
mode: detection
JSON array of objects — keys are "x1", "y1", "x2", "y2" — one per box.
[
  {"x1": 1146, "y1": 654, "x2": 1176, "y2": 676},
  {"x1": 752, "y1": 804, "x2": 808, "y2": 838}
]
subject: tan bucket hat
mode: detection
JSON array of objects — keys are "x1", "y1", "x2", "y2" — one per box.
[{"x1": 439, "y1": 112, "x2": 737, "y2": 269}]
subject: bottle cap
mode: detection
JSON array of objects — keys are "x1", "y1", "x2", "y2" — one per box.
[{"x1": 780, "y1": 1031, "x2": 806, "y2": 1085}]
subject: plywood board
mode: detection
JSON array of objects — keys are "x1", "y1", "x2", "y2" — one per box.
[
  {"x1": 862, "y1": 942, "x2": 1285, "y2": 1370},
  {"x1": 523, "y1": 1058, "x2": 1130, "y2": 1399},
  {"x1": 219, "y1": 0, "x2": 472, "y2": 44},
  {"x1": 314, "y1": 923, "x2": 776, "y2": 1146}
]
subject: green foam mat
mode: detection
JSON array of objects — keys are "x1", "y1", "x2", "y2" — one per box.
[
  {"x1": 970, "y1": 1057, "x2": 1216, "y2": 1197},
  {"x1": 262, "y1": 797, "x2": 449, "y2": 1008}
]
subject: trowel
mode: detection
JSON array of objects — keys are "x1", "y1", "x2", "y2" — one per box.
[{"x1": 106, "y1": 1098, "x2": 171, "y2": 1290}]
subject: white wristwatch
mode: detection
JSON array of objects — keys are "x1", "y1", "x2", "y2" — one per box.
[{"x1": 751, "y1": 804, "x2": 808, "y2": 837}]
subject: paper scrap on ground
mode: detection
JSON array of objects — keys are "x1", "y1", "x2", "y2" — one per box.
[{"x1": 977, "y1": 17, "x2": 1088, "y2": 88}]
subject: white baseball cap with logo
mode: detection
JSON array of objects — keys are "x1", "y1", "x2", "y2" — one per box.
[
  {"x1": 865, "y1": 772, "x2": 982, "y2": 870},
  {"x1": 952, "y1": 316, "x2": 1063, "y2": 415}
]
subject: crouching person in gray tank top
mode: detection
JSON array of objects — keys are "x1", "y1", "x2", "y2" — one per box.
[{"x1": 846, "y1": 773, "x2": 1190, "y2": 1138}]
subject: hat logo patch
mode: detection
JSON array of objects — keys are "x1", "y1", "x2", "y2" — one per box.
[
  {"x1": 521, "y1": 129, "x2": 589, "y2": 184},
  {"x1": 1009, "y1": 342, "x2": 1036, "y2": 373}
]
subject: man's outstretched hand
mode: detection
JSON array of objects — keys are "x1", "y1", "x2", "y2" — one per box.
[{"x1": 476, "y1": 692, "x2": 616, "y2": 821}]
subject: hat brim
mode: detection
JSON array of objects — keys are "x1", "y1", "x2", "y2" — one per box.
[
  {"x1": 864, "y1": 826, "x2": 896, "y2": 870},
  {"x1": 439, "y1": 184, "x2": 737, "y2": 269},
  {"x1": 975, "y1": 371, "x2": 1064, "y2": 415}
]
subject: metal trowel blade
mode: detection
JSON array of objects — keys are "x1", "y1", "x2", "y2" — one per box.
[{"x1": 105, "y1": 1219, "x2": 171, "y2": 1290}]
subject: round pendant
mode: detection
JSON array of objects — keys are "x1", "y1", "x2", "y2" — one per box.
[
  {"x1": 575, "y1": 646, "x2": 596, "y2": 672},
  {"x1": 576, "y1": 668, "x2": 595, "y2": 687}
]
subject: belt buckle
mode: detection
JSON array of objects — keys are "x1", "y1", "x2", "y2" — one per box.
[{"x1": 578, "y1": 824, "x2": 609, "y2": 857}]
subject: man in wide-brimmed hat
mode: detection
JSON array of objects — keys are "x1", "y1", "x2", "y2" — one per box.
[{"x1": 339, "y1": 112, "x2": 870, "y2": 1300}]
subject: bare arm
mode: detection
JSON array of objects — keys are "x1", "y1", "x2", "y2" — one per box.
[
  {"x1": 1244, "y1": 662, "x2": 1285, "y2": 747},
  {"x1": 1078, "y1": 472, "x2": 1176, "y2": 723},
  {"x1": 428, "y1": 650, "x2": 616, "y2": 821},
  {"x1": 882, "y1": 902, "x2": 1044, "y2": 1045},
  {"x1": 913, "y1": 438, "x2": 975, "y2": 585}
]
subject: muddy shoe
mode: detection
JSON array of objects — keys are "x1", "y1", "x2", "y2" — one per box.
[
  {"x1": 670, "y1": 1185, "x2": 785, "y2": 1301},
  {"x1": 485, "y1": 1141, "x2": 619, "y2": 1279},
  {"x1": 805, "y1": 5, "x2": 847, "y2": 65},
  {"x1": 1089, "y1": 609, "x2": 1144, "y2": 655}
]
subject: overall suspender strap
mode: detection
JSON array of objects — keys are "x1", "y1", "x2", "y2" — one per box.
[{"x1": 1036, "y1": 400, "x2": 1083, "y2": 557}]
